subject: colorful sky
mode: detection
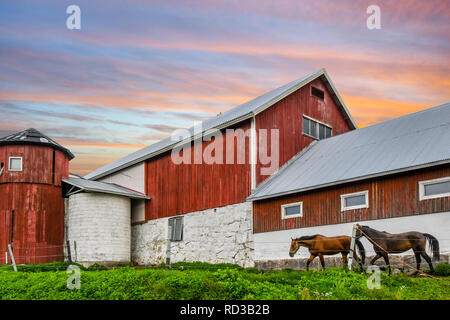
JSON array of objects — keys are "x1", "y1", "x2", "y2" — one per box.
[{"x1": 1, "y1": 0, "x2": 449, "y2": 175}]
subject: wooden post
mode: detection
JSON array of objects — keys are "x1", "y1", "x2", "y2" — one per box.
[
  {"x1": 74, "y1": 240, "x2": 77, "y2": 262},
  {"x1": 165, "y1": 225, "x2": 173, "y2": 270},
  {"x1": 7, "y1": 244, "x2": 17, "y2": 272},
  {"x1": 348, "y1": 225, "x2": 357, "y2": 270},
  {"x1": 5, "y1": 251, "x2": 8, "y2": 264},
  {"x1": 66, "y1": 240, "x2": 72, "y2": 265}
]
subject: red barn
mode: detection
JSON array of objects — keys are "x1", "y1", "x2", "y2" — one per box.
[
  {"x1": 0, "y1": 128, "x2": 74, "y2": 264},
  {"x1": 83, "y1": 69, "x2": 357, "y2": 266}
]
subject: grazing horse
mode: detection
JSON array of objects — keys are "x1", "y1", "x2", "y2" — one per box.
[
  {"x1": 289, "y1": 234, "x2": 366, "y2": 271},
  {"x1": 355, "y1": 224, "x2": 440, "y2": 275}
]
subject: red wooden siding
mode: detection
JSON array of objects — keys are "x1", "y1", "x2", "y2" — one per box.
[
  {"x1": 0, "y1": 145, "x2": 69, "y2": 264},
  {"x1": 0, "y1": 145, "x2": 68, "y2": 186},
  {"x1": 253, "y1": 165, "x2": 450, "y2": 234},
  {"x1": 146, "y1": 120, "x2": 252, "y2": 220},
  {"x1": 254, "y1": 78, "x2": 353, "y2": 185}
]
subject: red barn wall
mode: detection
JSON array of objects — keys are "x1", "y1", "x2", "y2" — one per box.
[
  {"x1": 252, "y1": 165, "x2": 450, "y2": 234},
  {"x1": 144, "y1": 78, "x2": 354, "y2": 221},
  {"x1": 0, "y1": 145, "x2": 69, "y2": 264},
  {"x1": 254, "y1": 78, "x2": 353, "y2": 185},
  {"x1": 146, "y1": 120, "x2": 252, "y2": 220}
]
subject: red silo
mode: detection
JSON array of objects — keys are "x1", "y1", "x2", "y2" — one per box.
[{"x1": 0, "y1": 128, "x2": 74, "y2": 264}]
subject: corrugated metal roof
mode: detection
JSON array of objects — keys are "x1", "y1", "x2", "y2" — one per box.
[
  {"x1": 62, "y1": 177, "x2": 150, "y2": 200},
  {"x1": 248, "y1": 102, "x2": 450, "y2": 201},
  {"x1": 0, "y1": 128, "x2": 75, "y2": 160},
  {"x1": 85, "y1": 68, "x2": 357, "y2": 180}
]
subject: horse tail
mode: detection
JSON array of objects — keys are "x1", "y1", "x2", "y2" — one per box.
[
  {"x1": 423, "y1": 233, "x2": 440, "y2": 261},
  {"x1": 355, "y1": 239, "x2": 366, "y2": 265}
]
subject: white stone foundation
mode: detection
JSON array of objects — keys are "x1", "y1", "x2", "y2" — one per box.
[{"x1": 131, "y1": 202, "x2": 254, "y2": 267}]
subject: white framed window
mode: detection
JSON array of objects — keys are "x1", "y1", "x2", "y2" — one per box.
[
  {"x1": 302, "y1": 115, "x2": 332, "y2": 140},
  {"x1": 281, "y1": 202, "x2": 303, "y2": 219},
  {"x1": 341, "y1": 191, "x2": 369, "y2": 211},
  {"x1": 419, "y1": 177, "x2": 450, "y2": 200},
  {"x1": 8, "y1": 157, "x2": 22, "y2": 172},
  {"x1": 168, "y1": 216, "x2": 183, "y2": 241}
]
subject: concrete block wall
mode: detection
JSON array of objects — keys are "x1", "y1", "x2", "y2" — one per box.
[
  {"x1": 131, "y1": 201, "x2": 254, "y2": 267},
  {"x1": 67, "y1": 193, "x2": 131, "y2": 266}
]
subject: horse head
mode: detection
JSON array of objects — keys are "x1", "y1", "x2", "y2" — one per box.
[
  {"x1": 289, "y1": 238, "x2": 300, "y2": 257},
  {"x1": 289, "y1": 236, "x2": 315, "y2": 257},
  {"x1": 354, "y1": 224, "x2": 367, "y2": 239}
]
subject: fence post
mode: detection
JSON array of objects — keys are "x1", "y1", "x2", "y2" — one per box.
[
  {"x1": 165, "y1": 225, "x2": 173, "y2": 270},
  {"x1": 348, "y1": 225, "x2": 357, "y2": 270},
  {"x1": 66, "y1": 240, "x2": 72, "y2": 265},
  {"x1": 7, "y1": 244, "x2": 17, "y2": 272},
  {"x1": 5, "y1": 251, "x2": 8, "y2": 264}
]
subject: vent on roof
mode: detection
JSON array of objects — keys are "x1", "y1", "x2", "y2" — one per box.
[{"x1": 311, "y1": 86, "x2": 324, "y2": 100}]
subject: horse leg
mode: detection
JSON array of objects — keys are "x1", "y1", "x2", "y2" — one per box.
[
  {"x1": 341, "y1": 252, "x2": 348, "y2": 269},
  {"x1": 370, "y1": 253, "x2": 382, "y2": 266},
  {"x1": 318, "y1": 253, "x2": 325, "y2": 270},
  {"x1": 381, "y1": 253, "x2": 391, "y2": 276},
  {"x1": 413, "y1": 251, "x2": 422, "y2": 274},
  {"x1": 420, "y1": 251, "x2": 435, "y2": 274},
  {"x1": 306, "y1": 255, "x2": 316, "y2": 271},
  {"x1": 353, "y1": 251, "x2": 363, "y2": 271}
]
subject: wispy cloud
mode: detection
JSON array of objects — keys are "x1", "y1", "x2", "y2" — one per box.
[{"x1": 1, "y1": 0, "x2": 449, "y2": 174}]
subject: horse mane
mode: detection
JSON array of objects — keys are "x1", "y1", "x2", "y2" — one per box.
[
  {"x1": 295, "y1": 234, "x2": 322, "y2": 241},
  {"x1": 361, "y1": 225, "x2": 391, "y2": 237}
]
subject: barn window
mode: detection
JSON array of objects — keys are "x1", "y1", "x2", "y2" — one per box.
[
  {"x1": 419, "y1": 177, "x2": 450, "y2": 200},
  {"x1": 311, "y1": 86, "x2": 325, "y2": 100},
  {"x1": 281, "y1": 202, "x2": 303, "y2": 219},
  {"x1": 341, "y1": 191, "x2": 369, "y2": 211},
  {"x1": 302, "y1": 116, "x2": 332, "y2": 140},
  {"x1": 8, "y1": 157, "x2": 22, "y2": 171},
  {"x1": 168, "y1": 216, "x2": 183, "y2": 241}
]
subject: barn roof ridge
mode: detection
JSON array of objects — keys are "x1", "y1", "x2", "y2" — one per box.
[
  {"x1": 0, "y1": 127, "x2": 75, "y2": 160},
  {"x1": 85, "y1": 68, "x2": 356, "y2": 180},
  {"x1": 247, "y1": 101, "x2": 450, "y2": 201}
]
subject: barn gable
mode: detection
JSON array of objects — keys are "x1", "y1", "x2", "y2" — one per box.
[{"x1": 84, "y1": 68, "x2": 357, "y2": 181}]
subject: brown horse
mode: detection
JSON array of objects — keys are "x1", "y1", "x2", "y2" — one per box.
[
  {"x1": 289, "y1": 234, "x2": 365, "y2": 271},
  {"x1": 355, "y1": 224, "x2": 440, "y2": 275}
]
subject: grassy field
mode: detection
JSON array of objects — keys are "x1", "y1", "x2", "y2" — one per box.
[{"x1": 0, "y1": 262, "x2": 448, "y2": 300}]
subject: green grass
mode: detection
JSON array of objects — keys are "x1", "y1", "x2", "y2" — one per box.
[{"x1": 0, "y1": 262, "x2": 448, "y2": 300}]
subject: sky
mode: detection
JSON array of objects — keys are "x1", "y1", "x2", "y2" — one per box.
[{"x1": 0, "y1": 0, "x2": 449, "y2": 175}]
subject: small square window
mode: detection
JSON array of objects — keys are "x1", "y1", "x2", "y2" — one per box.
[
  {"x1": 8, "y1": 157, "x2": 22, "y2": 171},
  {"x1": 419, "y1": 177, "x2": 450, "y2": 200},
  {"x1": 341, "y1": 191, "x2": 369, "y2": 211},
  {"x1": 281, "y1": 202, "x2": 303, "y2": 219}
]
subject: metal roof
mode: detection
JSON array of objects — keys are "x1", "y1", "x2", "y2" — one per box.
[
  {"x1": 85, "y1": 68, "x2": 357, "y2": 180},
  {"x1": 0, "y1": 128, "x2": 75, "y2": 160},
  {"x1": 62, "y1": 177, "x2": 150, "y2": 200},
  {"x1": 248, "y1": 102, "x2": 450, "y2": 201}
]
